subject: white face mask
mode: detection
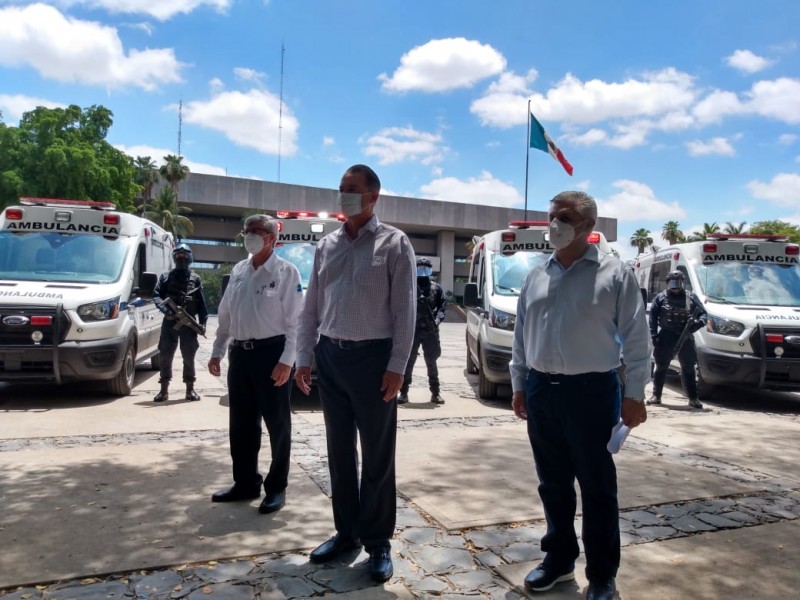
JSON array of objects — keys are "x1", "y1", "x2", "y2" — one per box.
[
  {"x1": 549, "y1": 218, "x2": 578, "y2": 250},
  {"x1": 337, "y1": 192, "x2": 365, "y2": 217},
  {"x1": 244, "y1": 232, "x2": 265, "y2": 255}
]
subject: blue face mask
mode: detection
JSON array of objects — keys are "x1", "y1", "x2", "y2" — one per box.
[{"x1": 417, "y1": 266, "x2": 432, "y2": 277}]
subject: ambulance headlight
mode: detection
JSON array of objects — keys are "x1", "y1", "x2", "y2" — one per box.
[
  {"x1": 78, "y1": 297, "x2": 120, "y2": 321},
  {"x1": 489, "y1": 308, "x2": 516, "y2": 331},
  {"x1": 706, "y1": 314, "x2": 744, "y2": 337}
]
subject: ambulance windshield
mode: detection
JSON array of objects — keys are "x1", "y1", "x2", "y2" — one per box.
[
  {"x1": 491, "y1": 251, "x2": 549, "y2": 296},
  {"x1": 697, "y1": 262, "x2": 800, "y2": 307},
  {"x1": 0, "y1": 231, "x2": 129, "y2": 284},
  {"x1": 274, "y1": 243, "x2": 315, "y2": 289}
]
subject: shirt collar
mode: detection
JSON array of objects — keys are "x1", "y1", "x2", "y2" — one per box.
[
  {"x1": 546, "y1": 243, "x2": 600, "y2": 269},
  {"x1": 253, "y1": 251, "x2": 277, "y2": 273},
  {"x1": 338, "y1": 214, "x2": 380, "y2": 239}
]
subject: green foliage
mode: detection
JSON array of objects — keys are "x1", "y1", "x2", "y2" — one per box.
[
  {"x1": 629, "y1": 228, "x2": 653, "y2": 253},
  {"x1": 195, "y1": 264, "x2": 233, "y2": 314},
  {"x1": 661, "y1": 220, "x2": 684, "y2": 245},
  {"x1": 143, "y1": 187, "x2": 194, "y2": 239},
  {"x1": 748, "y1": 220, "x2": 800, "y2": 243},
  {"x1": 0, "y1": 105, "x2": 137, "y2": 211},
  {"x1": 159, "y1": 154, "x2": 190, "y2": 193},
  {"x1": 724, "y1": 221, "x2": 747, "y2": 234}
]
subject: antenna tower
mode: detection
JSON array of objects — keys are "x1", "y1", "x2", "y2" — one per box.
[
  {"x1": 177, "y1": 98, "x2": 183, "y2": 158},
  {"x1": 277, "y1": 43, "x2": 285, "y2": 182}
]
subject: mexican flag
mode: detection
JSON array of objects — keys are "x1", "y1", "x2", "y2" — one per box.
[{"x1": 529, "y1": 112, "x2": 573, "y2": 176}]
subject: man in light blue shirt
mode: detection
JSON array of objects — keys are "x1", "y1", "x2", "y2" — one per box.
[{"x1": 509, "y1": 191, "x2": 649, "y2": 600}]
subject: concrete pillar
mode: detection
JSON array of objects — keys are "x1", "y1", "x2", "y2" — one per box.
[{"x1": 437, "y1": 230, "x2": 456, "y2": 300}]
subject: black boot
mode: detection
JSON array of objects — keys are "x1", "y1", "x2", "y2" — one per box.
[
  {"x1": 185, "y1": 380, "x2": 200, "y2": 401},
  {"x1": 154, "y1": 380, "x2": 170, "y2": 402}
]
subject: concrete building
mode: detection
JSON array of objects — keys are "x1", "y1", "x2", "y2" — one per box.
[{"x1": 176, "y1": 173, "x2": 618, "y2": 300}]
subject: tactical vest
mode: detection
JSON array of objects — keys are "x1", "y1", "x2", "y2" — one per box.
[
  {"x1": 417, "y1": 282, "x2": 440, "y2": 328},
  {"x1": 659, "y1": 292, "x2": 691, "y2": 333},
  {"x1": 164, "y1": 270, "x2": 200, "y2": 317}
]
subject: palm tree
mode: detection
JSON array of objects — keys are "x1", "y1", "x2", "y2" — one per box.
[
  {"x1": 661, "y1": 221, "x2": 684, "y2": 245},
  {"x1": 159, "y1": 154, "x2": 191, "y2": 196},
  {"x1": 701, "y1": 222, "x2": 720, "y2": 239},
  {"x1": 133, "y1": 156, "x2": 159, "y2": 215},
  {"x1": 629, "y1": 228, "x2": 653, "y2": 254},
  {"x1": 724, "y1": 221, "x2": 747, "y2": 234},
  {"x1": 143, "y1": 187, "x2": 194, "y2": 240}
]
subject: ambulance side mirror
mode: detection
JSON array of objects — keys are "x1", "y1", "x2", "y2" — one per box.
[
  {"x1": 640, "y1": 288, "x2": 647, "y2": 307},
  {"x1": 463, "y1": 282, "x2": 480, "y2": 307},
  {"x1": 137, "y1": 272, "x2": 158, "y2": 299}
]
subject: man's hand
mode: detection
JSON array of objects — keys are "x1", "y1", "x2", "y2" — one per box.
[
  {"x1": 294, "y1": 366, "x2": 312, "y2": 395},
  {"x1": 621, "y1": 397, "x2": 647, "y2": 428},
  {"x1": 208, "y1": 357, "x2": 222, "y2": 377},
  {"x1": 380, "y1": 371, "x2": 404, "y2": 402},
  {"x1": 272, "y1": 362, "x2": 292, "y2": 387},
  {"x1": 512, "y1": 391, "x2": 527, "y2": 420}
]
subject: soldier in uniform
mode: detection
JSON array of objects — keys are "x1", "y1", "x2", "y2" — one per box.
[
  {"x1": 647, "y1": 270, "x2": 707, "y2": 409},
  {"x1": 153, "y1": 243, "x2": 209, "y2": 402},
  {"x1": 398, "y1": 258, "x2": 447, "y2": 405}
]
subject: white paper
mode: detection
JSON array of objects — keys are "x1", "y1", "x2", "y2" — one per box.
[{"x1": 606, "y1": 420, "x2": 630, "y2": 454}]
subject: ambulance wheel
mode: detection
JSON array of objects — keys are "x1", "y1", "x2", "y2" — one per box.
[
  {"x1": 150, "y1": 352, "x2": 162, "y2": 371},
  {"x1": 478, "y1": 366, "x2": 497, "y2": 399},
  {"x1": 107, "y1": 339, "x2": 136, "y2": 397},
  {"x1": 696, "y1": 365, "x2": 714, "y2": 400},
  {"x1": 466, "y1": 346, "x2": 478, "y2": 374}
]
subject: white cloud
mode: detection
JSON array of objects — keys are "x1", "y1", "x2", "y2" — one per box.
[
  {"x1": 234, "y1": 67, "x2": 266, "y2": 85},
  {"x1": 322, "y1": 136, "x2": 335, "y2": 146},
  {"x1": 746, "y1": 172, "x2": 800, "y2": 206},
  {"x1": 746, "y1": 77, "x2": 800, "y2": 124},
  {"x1": 0, "y1": 94, "x2": 65, "y2": 123},
  {"x1": 420, "y1": 171, "x2": 522, "y2": 208},
  {"x1": 62, "y1": 0, "x2": 232, "y2": 22},
  {"x1": 379, "y1": 38, "x2": 506, "y2": 93},
  {"x1": 686, "y1": 136, "x2": 737, "y2": 157},
  {"x1": 691, "y1": 90, "x2": 745, "y2": 125},
  {"x1": 726, "y1": 49, "x2": 773, "y2": 74},
  {"x1": 114, "y1": 144, "x2": 227, "y2": 176},
  {"x1": 595, "y1": 180, "x2": 686, "y2": 221},
  {"x1": 470, "y1": 70, "x2": 538, "y2": 127},
  {"x1": 778, "y1": 133, "x2": 797, "y2": 145},
  {"x1": 0, "y1": 4, "x2": 184, "y2": 90},
  {"x1": 360, "y1": 126, "x2": 446, "y2": 165},
  {"x1": 182, "y1": 89, "x2": 298, "y2": 156}
]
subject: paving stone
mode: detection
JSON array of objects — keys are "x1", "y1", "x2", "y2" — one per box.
[
  {"x1": 719, "y1": 510, "x2": 760, "y2": 524},
  {"x1": 273, "y1": 576, "x2": 325, "y2": 598},
  {"x1": 499, "y1": 542, "x2": 543, "y2": 564},
  {"x1": 410, "y1": 546, "x2": 474, "y2": 575},
  {"x1": 43, "y1": 581, "x2": 130, "y2": 600},
  {"x1": 131, "y1": 571, "x2": 184, "y2": 598},
  {"x1": 669, "y1": 515, "x2": 717, "y2": 533},
  {"x1": 652, "y1": 504, "x2": 688, "y2": 519},
  {"x1": 620, "y1": 530, "x2": 641, "y2": 545},
  {"x1": 762, "y1": 506, "x2": 798, "y2": 520},
  {"x1": 695, "y1": 512, "x2": 743, "y2": 528},
  {"x1": 309, "y1": 565, "x2": 370, "y2": 594},
  {"x1": 186, "y1": 562, "x2": 254, "y2": 583},
  {"x1": 474, "y1": 550, "x2": 504, "y2": 569},
  {"x1": 465, "y1": 530, "x2": 512, "y2": 550},
  {"x1": 447, "y1": 569, "x2": 495, "y2": 591},
  {"x1": 1, "y1": 589, "x2": 44, "y2": 600},
  {"x1": 186, "y1": 583, "x2": 254, "y2": 600},
  {"x1": 503, "y1": 526, "x2": 543, "y2": 545},
  {"x1": 636, "y1": 526, "x2": 680, "y2": 541},
  {"x1": 438, "y1": 534, "x2": 467, "y2": 549},
  {"x1": 399, "y1": 527, "x2": 438, "y2": 546},
  {"x1": 414, "y1": 576, "x2": 450, "y2": 593},
  {"x1": 625, "y1": 510, "x2": 663, "y2": 525},
  {"x1": 255, "y1": 554, "x2": 317, "y2": 577},
  {"x1": 395, "y1": 507, "x2": 429, "y2": 528}
]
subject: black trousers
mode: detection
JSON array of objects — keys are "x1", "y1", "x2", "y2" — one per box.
[
  {"x1": 525, "y1": 369, "x2": 621, "y2": 581},
  {"x1": 158, "y1": 320, "x2": 199, "y2": 382},
  {"x1": 315, "y1": 337, "x2": 396, "y2": 550},
  {"x1": 652, "y1": 330, "x2": 698, "y2": 399},
  {"x1": 401, "y1": 327, "x2": 441, "y2": 394},
  {"x1": 226, "y1": 338, "x2": 291, "y2": 494}
]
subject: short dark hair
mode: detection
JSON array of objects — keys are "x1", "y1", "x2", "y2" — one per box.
[
  {"x1": 345, "y1": 164, "x2": 381, "y2": 192},
  {"x1": 550, "y1": 190, "x2": 598, "y2": 222}
]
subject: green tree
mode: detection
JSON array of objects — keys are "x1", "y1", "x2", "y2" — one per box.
[
  {"x1": 701, "y1": 222, "x2": 720, "y2": 238},
  {"x1": 143, "y1": 187, "x2": 194, "y2": 239},
  {"x1": 661, "y1": 220, "x2": 684, "y2": 245},
  {"x1": 723, "y1": 221, "x2": 747, "y2": 234},
  {"x1": 194, "y1": 264, "x2": 233, "y2": 314},
  {"x1": 629, "y1": 228, "x2": 653, "y2": 254},
  {"x1": 0, "y1": 105, "x2": 137, "y2": 211},
  {"x1": 133, "y1": 156, "x2": 160, "y2": 215},
  {"x1": 159, "y1": 154, "x2": 190, "y2": 195},
  {"x1": 748, "y1": 220, "x2": 800, "y2": 243}
]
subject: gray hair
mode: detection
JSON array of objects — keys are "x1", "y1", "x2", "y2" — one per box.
[
  {"x1": 550, "y1": 190, "x2": 597, "y2": 222},
  {"x1": 243, "y1": 214, "x2": 277, "y2": 234}
]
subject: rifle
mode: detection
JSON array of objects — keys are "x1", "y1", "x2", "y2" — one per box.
[
  {"x1": 670, "y1": 304, "x2": 702, "y2": 361},
  {"x1": 164, "y1": 297, "x2": 206, "y2": 337}
]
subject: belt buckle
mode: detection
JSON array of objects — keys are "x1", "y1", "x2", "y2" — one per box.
[
  {"x1": 242, "y1": 340, "x2": 255, "y2": 350},
  {"x1": 336, "y1": 338, "x2": 350, "y2": 350}
]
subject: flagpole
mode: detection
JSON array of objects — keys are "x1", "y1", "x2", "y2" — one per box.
[{"x1": 524, "y1": 99, "x2": 531, "y2": 221}]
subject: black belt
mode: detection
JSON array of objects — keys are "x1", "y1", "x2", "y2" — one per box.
[
  {"x1": 321, "y1": 335, "x2": 389, "y2": 350},
  {"x1": 230, "y1": 335, "x2": 284, "y2": 350},
  {"x1": 532, "y1": 368, "x2": 613, "y2": 385}
]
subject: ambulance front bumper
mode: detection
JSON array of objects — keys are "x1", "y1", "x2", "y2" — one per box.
[
  {"x1": 697, "y1": 346, "x2": 800, "y2": 391},
  {"x1": 480, "y1": 341, "x2": 512, "y2": 384}
]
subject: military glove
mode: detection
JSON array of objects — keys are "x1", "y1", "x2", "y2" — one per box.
[{"x1": 690, "y1": 319, "x2": 705, "y2": 333}]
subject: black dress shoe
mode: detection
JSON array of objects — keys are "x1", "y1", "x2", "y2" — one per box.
[
  {"x1": 524, "y1": 564, "x2": 575, "y2": 592},
  {"x1": 586, "y1": 577, "x2": 616, "y2": 600},
  {"x1": 258, "y1": 490, "x2": 285, "y2": 514},
  {"x1": 396, "y1": 393, "x2": 409, "y2": 404},
  {"x1": 430, "y1": 393, "x2": 445, "y2": 404},
  {"x1": 309, "y1": 534, "x2": 362, "y2": 563},
  {"x1": 211, "y1": 484, "x2": 261, "y2": 503},
  {"x1": 368, "y1": 547, "x2": 393, "y2": 583}
]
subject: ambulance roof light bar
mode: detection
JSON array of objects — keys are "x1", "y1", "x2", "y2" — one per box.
[
  {"x1": 706, "y1": 232, "x2": 788, "y2": 242},
  {"x1": 276, "y1": 210, "x2": 346, "y2": 221},
  {"x1": 19, "y1": 197, "x2": 116, "y2": 210},
  {"x1": 508, "y1": 221, "x2": 548, "y2": 229}
]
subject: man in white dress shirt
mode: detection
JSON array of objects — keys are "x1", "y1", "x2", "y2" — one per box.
[{"x1": 208, "y1": 214, "x2": 303, "y2": 514}]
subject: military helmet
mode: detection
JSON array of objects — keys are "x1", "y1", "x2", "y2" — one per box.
[
  {"x1": 416, "y1": 257, "x2": 433, "y2": 268},
  {"x1": 173, "y1": 243, "x2": 193, "y2": 263},
  {"x1": 665, "y1": 270, "x2": 685, "y2": 282}
]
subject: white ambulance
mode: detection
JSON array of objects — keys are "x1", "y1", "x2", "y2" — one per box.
[
  {"x1": 274, "y1": 210, "x2": 345, "y2": 290},
  {"x1": 464, "y1": 222, "x2": 554, "y2": 398},
  {"x1": 634, "y1": 234, "x2": 800, "y2": 397},
  {"x1": 0, "y1": 198, "x2": 175, "y2": 395}
]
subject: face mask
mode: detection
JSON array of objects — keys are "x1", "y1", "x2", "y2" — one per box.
[
  {"x1": 417, "y1": 266, "x2": 433, "y2": 277},
  {"x1": 549, "y1": 218, "x2": 577, "y2": 250},
  {"x1": 174, "y1": 257, "x2": 190, "y2": 271},
  {"x1": 244, "y1": 233, "x2": 265, "y2": 255},
  {"x1": 667, "y1": 279, "x2": 683, "y2": 292},
  {"x1": 337, "y1": 192, "x2": 364, "y2": 217}
]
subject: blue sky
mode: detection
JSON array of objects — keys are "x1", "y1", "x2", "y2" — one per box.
[{"x1": 1, "y1": 0, "x2": 798, "y2": 258}]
